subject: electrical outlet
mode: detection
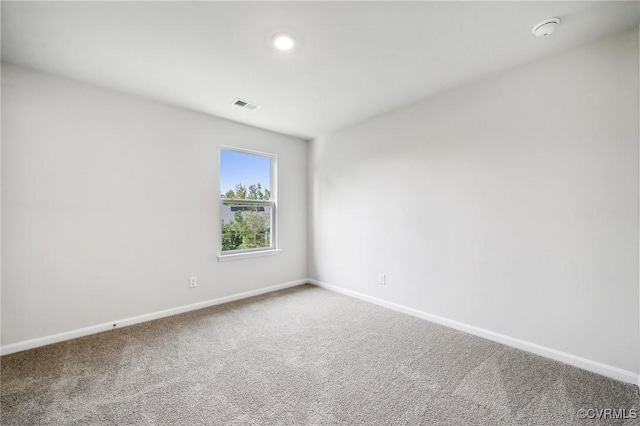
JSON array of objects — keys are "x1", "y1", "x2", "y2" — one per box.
[
  {"x1": 378, "y1": 273, "x2": 386, "y2": 285},
  {"x1": 189, "y1": 276, "x2": 198, "y2": 288}
]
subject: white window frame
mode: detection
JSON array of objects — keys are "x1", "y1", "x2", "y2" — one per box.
[{"x1": 218, "y1": 147, "x2": 280, "y2": 262}]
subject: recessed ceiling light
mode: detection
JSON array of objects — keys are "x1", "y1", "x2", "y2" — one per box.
[
  {"x1": 273, "y1": 33, "x2": 295, "y2": 51},
  {"x1": 532, "y1": 18, "x2": 560, "y2": 37}
]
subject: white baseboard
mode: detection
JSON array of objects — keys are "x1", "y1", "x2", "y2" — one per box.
[
  {"x1": 308, "y1": 279, "x2": 640, "y2": 386},
  {"x1": 5, "y1": 277, "x2": 638, "y2": 387},
  {"x1": 0, "y1": 279, "x2": 307, "y2": 356}
]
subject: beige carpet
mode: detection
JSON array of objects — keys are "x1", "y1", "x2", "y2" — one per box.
[{"x1": 1, "y1": 284, "x2": 638, "y2": 425}]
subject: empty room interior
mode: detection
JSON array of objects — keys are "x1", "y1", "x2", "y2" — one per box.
[{"x1": 2, "y1": 1, "x2": 640, "y2": 424}]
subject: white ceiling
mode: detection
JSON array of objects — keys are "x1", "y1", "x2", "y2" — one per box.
[{"x1": 2, "y1": 1, "x2": 640, "y2": 140}]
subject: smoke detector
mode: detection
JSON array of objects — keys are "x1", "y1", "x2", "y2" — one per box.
[
  {"x1": 532, "y1": 18, "x2": 560, "y2": 37},
  {"x1": 232, "y1": 99, "x2": 260, "y2": 111}
]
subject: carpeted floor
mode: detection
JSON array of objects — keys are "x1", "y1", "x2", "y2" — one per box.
[{"x1": 1, "y1": 284, "x2": 638, "y2": 425}]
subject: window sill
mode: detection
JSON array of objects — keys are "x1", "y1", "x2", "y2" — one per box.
[{"x1": 218, "y1": 249, "x2": 282, "y2": 262}]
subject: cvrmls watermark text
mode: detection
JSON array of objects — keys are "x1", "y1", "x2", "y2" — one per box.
[{"x1": 576, "y1": 408, "x2": 637, "y2": 420}]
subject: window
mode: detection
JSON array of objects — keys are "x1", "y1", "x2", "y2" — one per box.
[{"x1": 219, "y1": 148, "x2": 278, "y2": 260}]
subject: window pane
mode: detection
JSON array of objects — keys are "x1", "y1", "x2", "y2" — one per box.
[
  {"x1": 221, "y1": 202, "x2": 271, "y2": 251},
  {"x1": 220, "y1": 150, "x2": 271, "y2": 199}
]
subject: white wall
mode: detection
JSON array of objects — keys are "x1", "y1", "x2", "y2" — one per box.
[
  {"x1": 309, "y1": 29, "x2": 639, "y2": 373},
  {"x1": 1, "y1": 64, "x2": 308, "y2": 346}
]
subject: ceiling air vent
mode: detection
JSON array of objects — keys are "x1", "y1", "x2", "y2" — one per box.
[{"x1": 232, "y1": 99, "x2": 260, "y2": 111}]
